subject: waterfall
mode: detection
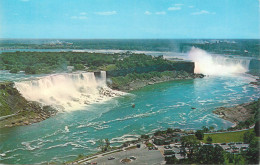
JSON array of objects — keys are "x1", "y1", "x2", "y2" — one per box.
[
  {"x1": 188, "y1": 47, "x2": 250, "y2": 75},
  {"x1": 14, "y1": 72, "x2": 123, "y2": 111}
]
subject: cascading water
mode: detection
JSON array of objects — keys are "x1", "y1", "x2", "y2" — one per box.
[
  {"x1": 188, "y1": 47, "x2": 250, "y2": 75},
  {"x1": 15, "y1": 71, "x2": 123, "y2": 111}
]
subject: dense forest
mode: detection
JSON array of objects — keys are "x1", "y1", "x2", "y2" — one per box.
[{"x1": 0, "y1": 51, "x2": 172, "y2": 74}]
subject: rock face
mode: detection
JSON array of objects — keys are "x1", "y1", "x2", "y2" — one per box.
[
  {"x1": 109, "y1": 71, "x2": 204, "y2": 92},
  {"x1": 0, "y1": 82, "x2": 57, "y2": 128},
  {"x1": 106, "y1": 61, "x2": 195, "y2": 77},
  {"x1": 249, "y1": 59, "x2": 260, "y2": 70},
  {"x1": 213, "y1": 99, "x2": 260, "y2": 124}
]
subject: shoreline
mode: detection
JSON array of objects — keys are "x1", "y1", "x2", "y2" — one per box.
[
  {"x1": 0, "y1": 72, "x2": 258, "y2": 129},
  {"x1": 213, "y1": 99, "x2": 259, "y2": 130},
  {"x1": 109, "y1": 71, "x2": 204, "y2": 92},
  {"x1": 0, "y1": 72, "x2": 203, "y2": 128}
]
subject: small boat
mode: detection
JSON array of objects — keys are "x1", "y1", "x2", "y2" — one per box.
[{"x1": 132, "y1": 104, "x2": 135, "y2": 108}]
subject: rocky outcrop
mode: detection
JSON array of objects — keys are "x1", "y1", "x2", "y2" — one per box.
[
  {"x1": 0, "y1": 82, "x2": 57, "y2": 128},
  {"x1": 213, "y1": 99, "x2": 260, "y2": 124}
]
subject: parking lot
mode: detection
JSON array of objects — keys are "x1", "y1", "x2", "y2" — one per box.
[
  {"x1": 88, "y1": 144, "x2": 164, "y2": 165},
  {"x1": 157, "y1": 142, "x2": 249, "y2": 160}
]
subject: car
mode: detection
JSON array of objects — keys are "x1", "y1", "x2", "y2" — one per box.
[
  {"x1": 130, "y1": 156, "x2": 136, "y2": 160},
  {"x1": 164, "y1": 145, "x2": 171, "y2": 149},
  {"x1": 108, "y1": 157, "x2": 115, "y2": 160},
  {"x1": 221, "y1": 143, "x2": 226, "y2": 145}
]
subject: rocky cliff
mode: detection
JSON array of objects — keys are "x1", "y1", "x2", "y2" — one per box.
[
  {"x1": 108, "y1": 71, "x2": 204, "y2": 92},
  {"x1": 0, "y1": 82, "x2": 57, "y2": 128},
  {"x1": 213, "y1": 99, "x2": 259, "y2": 126}
]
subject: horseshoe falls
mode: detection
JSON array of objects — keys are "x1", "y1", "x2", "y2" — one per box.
[{"x1": 188, "y1": 47, "x2": 251, "y2": 75}]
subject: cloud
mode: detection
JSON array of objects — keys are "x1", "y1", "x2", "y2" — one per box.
[
  {"x1": 191, "y1": 10, "x2": 216, "y2": 15},
  {"x1": 168, "y1": 6, "x2": 181, "y2": 11},
  {"x1": 188, "y1": 6, "x2": 194, "y2": 8},
  {"x1": 174, "y1": 4, "x2": 184, "y2": 6},
  {"x1": 80, "y1": 12, "x2": 87, "y2": 15},
  {"x1": 70, "y1": 16, "x2": 88, "y2": 20},
  {"x1": 144, "y1": 11, "x2": 152, "y2": 15},
  {"x1": 155, "y1": 11, "x2": 166, "y2": 15},
  {"x1": 95, "y1": 11, "x2": 117, "y2": 15}
]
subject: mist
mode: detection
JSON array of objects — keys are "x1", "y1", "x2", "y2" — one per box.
[{"x1": 188, "y1": 47, "x2": 250, "y2": 75}]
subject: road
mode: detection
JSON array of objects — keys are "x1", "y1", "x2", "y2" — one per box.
[{"x1": 87, "y1": 144, "x2": 164, "y2": 165}]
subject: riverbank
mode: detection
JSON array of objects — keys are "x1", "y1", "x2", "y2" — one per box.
[
  {"x1": 213, "y1": 99, "x2": 259, "y2": 129},
  {"x1": 0, "y1": 82, "x2": 57, "y2": 128},
  {"x1": 0, "y1": 70, "x2": 203, "y2": 128}
]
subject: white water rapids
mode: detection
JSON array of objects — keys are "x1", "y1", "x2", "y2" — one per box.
[{"x1": 15, "y1": 71, "x2": 123, "y2": 111}]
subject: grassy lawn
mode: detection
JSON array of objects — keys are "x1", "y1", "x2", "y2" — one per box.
[{"x1": 201, "y1": 129, "x2": 253, "y2": 143}]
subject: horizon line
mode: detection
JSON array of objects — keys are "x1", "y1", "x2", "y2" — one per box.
[{"x1": 0, "y1": 38, "x2": 260, "y2": 40}]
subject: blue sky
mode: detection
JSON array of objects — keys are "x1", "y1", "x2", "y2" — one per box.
[{"x1": 0, "y1": 0, "x2": 259, "y2": 39}]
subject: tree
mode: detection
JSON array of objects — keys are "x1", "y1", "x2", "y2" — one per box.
[
  {"x1": 166, "y1": 128, "x2": 174, "y2": 134},
  {"x1": 206, "y1": 136, "x2": 213, "y2": 143},
  {"x1": 74, "y1": 64, "x2": 85, "y2": 71},
  {"x1": 10, "y1": 67, "x2": 19, "y2": 73},
  {"x1": 202, "y1": 126, "x2": 209, "y2": 133},
  {"x1": 196, "y1": 144, "x2": 224, "y2": 164},
  {"x1": 234, "y1": 155, "x2": 242, "y2": 165},
  {"x1": 246, "y1": 138, "x2": 259, "y2": 164},
  {"x1": 209, "y1": 126, "x2": 215, "y2": 132},
  {"x1": 165, "y1": 155, "x2": 178, "y2": 164},
  {"x1": 154, "y1": 130, "x2": 163, "y2": 136},
  {"x1": 226, "y1": 152, "x2": 234, "y2": 163},
  {"x1": 254, "y1": 120, "x2": 259, "y2": 137},
  {"x1": 181, "y1": 136, "x2": 200, "y2": 161},
  {"x1": 196, "y1": 145, "x2": 214, "y2": 164},
  {"x1": 213, "y1": 144, "x2": 225, "y2": 164},
  {"x1": 25, "y1": 66, "x2": 36, "y2": 74},
  {"x1": 195, "y1": 130, "x2": 204, "y2": 140},
  {"x1": 243, "y1": 131, "x2": 255, "y2": 143},
  {"x1": 141, "y1": 134, "x2": 149, "y2": 139},
  {"x1": 104, "y1": 138, "x2": 110, "y2": 151}
]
